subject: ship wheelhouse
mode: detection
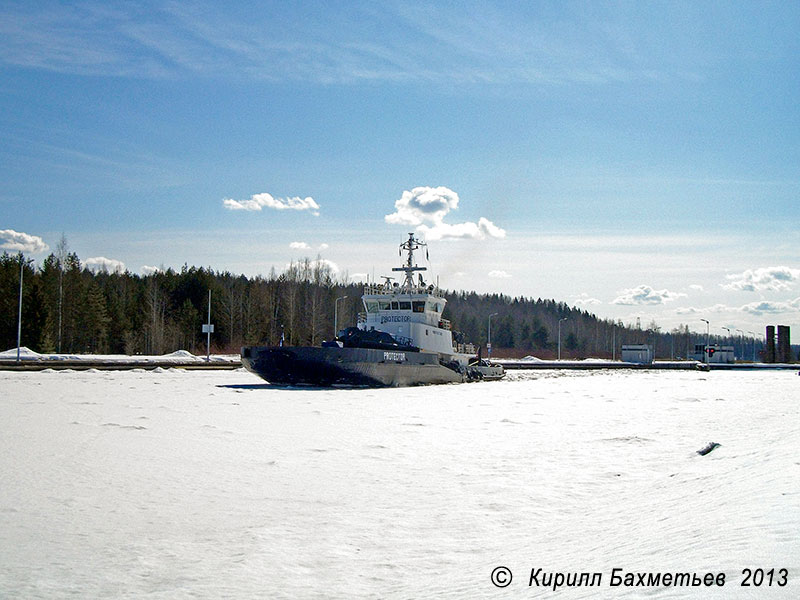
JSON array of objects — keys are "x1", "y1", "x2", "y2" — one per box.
[{"x1": 356, "y1": 233, "x2": 460, "y2": 358}]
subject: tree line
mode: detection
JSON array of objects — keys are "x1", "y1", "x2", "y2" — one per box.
[{"x1": 0, "y1": 249, "x2": 743, "y2": 359}]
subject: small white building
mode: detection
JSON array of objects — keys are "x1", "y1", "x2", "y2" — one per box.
[
  {"x1": 689, "y1": 344, "x2": 735, "y2": 363},
  {"x1": 621, "y1": 344, "x2": 653, "y2": 364}
]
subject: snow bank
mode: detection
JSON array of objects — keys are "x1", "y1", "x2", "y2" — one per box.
[
  {"x1": 0, "y1": 348, "x2": 240, "y2": 364},
  {"x1": 0, "y1": 347, "x2": 42, "y2": 359}
]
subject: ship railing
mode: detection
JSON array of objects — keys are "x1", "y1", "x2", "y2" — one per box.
[
  {"x1": 363, "y1": 283, "x2": 440, "y2": 296},
  {"x1": 455, "y1": 343, "x2": 477, "y2": 355},
  {"x1": 357, "y1": 312, "x2": 367, "y2": 325},
  {"x1": 439, "y1": 319, "x2": 451, "y2": 330}
]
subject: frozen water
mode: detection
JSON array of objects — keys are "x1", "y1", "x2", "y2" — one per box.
[{"x1": 1, "y1": 368, "x2": 798, "y2": 598}]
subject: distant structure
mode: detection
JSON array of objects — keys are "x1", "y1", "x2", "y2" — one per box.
[
  {"x1": 621, "y1": 344, "x2": 653, "y2": 364},
  {"x1": 765, "y1": 325, "x2": 792, "y2": 363},
  {"x1": 777, "y1": 325, "x2": 792, "y2": 363},
  {"x1": 765, "y1": 326, "x2": 776, "y2": 362},
  {"x1": 688, "y1": 344, "x2": 735, "y2": 364}
]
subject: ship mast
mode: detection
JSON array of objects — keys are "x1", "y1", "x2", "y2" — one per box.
[{"x1": 392, "y1": 232, "x2": 428, "y2": 290}]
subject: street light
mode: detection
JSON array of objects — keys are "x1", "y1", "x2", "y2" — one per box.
[
  {"x1": 736, "y1": 329, "x2": 745, "y2": 362},
  {"x1": 612, "y1": 323, "x2": 616, "y2": 361},
  {"x1": 334, "y1": 295, "x2": 348, "y2": 338},
  {"x1": 721, "y1": 326, "x2": 732, "y2": 360},
  {"x1": 558, "y1": 317, "x2": 568, "y2": 361},
  {"x1": 16, "y1": 253, "x2": 24, "y2": 363},
  {"x1": 700, "y1": 319, "x2": 710, "y2": 364},
  {"x1": 487, "y1": 312, "x2": 498, "y2": 358}
]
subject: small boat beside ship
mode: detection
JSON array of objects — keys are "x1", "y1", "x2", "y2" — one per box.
[{"x1": 241, "y1": 233, "x2": 504, "y2": 387}]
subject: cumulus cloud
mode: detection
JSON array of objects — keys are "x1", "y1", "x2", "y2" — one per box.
[
  {"x1": 85, "y1": 256, "x2": 125, "y2": 273},
  {"x1": 740, "y1": 298, "x2": 800, "y2": 315},
  {"x1": 689, "y1": 284, "x2": 704, "y2": 292},
  {"x1": 0, "y1": 229, "x2": 49, "y2": 253},
  {"x1": 675, "y1": 299, "x2": 800, "y2": 316},
  {"x1": 141, "y1": 265, "x2": 161, "y2": 275},
  {"x1": 722, "y1": 266, "x2": 800, "y2": 292},
  {"x1": 385, "y1": 186, "x2": 505, "y2": 241},
  {"x1": 290, "y1": 241, "x2": 311, "y2": 250},
  {"x1": 675, "y1": 304, "x2": 729, "y2": 315},
  {"x1": 488, "y1": 270, "x2": 512, "y2": 278},
  {"x1": 287, "y1": 258, "x2": 340, "y2": 276},
  {"x1": 318, "y1": 243, "x2": 329, "y2": 250},
  {"x1": 612, "y1": 285, "x2": 686, "y2": 306},
  {"x1": 310, "y1": 258, "x2": 339, "y2": 274},
  {"x1": 574, "y1": 293, "x2": 602, "y2": 306},
  {"x1": 223, "y1": 193, "x2": 320, "y2": 215}
]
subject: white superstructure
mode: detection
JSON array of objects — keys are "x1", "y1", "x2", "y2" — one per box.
[{"x1": 358, "y1": 233, "x2": 468, "y2": 362}]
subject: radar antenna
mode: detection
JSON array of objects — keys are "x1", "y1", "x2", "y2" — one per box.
[{"x1": 392, "y1": 232, "x2": 428, "y2": 289}]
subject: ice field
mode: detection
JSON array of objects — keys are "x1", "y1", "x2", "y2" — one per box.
[{"x1": 1, "y1": 367, "x2": 798, "y2": 598}]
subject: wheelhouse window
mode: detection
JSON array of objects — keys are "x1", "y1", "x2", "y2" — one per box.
[
  {"x1": 365, "y1": 300, "x2": 379, "y2": 313},
  {"x1": 399, "y1": 301, "x2": 411, "y2": 310},
  {"x1": 390, "y1": 301, "x2": 399, "y2": 310},
  {"x1": 412, "y1": 301, "x2": 425, "y2": 313},
  {"x1": 378, "y1": 300, "x2": 391, "y2": 310}
]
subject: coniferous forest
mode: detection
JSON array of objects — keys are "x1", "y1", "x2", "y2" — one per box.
[{"x1": 1, "y1": 249, "x2": 737, "y2": 359}]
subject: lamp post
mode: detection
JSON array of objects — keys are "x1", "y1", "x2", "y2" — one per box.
[
  {"x1": 334, "y1": 295, "x2": 348, "y2": 338},
  {"x1": 487, "y1": 312, "x2": 498, "y2": 358},
  {"x1": 735, "y1": 329, "x2": 745, "y2": 362},
  {"x1": 748, "y1": 331, "x2": 756, "y2": 362},
  {"x1": 612, "y1": 323, "x2": 616, "y2": 361},
  {"x1": 204, "y1": 289, "x2": 213, "y2": 362},
  {"x1": 558, "y1": 317, "x2": 568, "y2": 361},
  {"x1": 16, "y1": 253, "x2": 24, "y2": 363},
  {"x1": 700, "y1": 319, "x2": 710, "y2": 364},
  {"x1": 721, "y1": 326, "x2": 732, "y2": 360}
]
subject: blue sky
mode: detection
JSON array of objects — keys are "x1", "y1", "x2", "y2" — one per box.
[{"x1": 1, "y1": 0, "x2": 799, "y2": 336}]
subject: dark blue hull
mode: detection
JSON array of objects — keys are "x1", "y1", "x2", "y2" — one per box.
[{"x1": 241, "y1": 345, "x2": 465, "y2": 387}]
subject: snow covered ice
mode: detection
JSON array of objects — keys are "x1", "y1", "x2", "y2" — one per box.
[{"x1": 1, "y1": 368, "x2": 798, "y2": 598}]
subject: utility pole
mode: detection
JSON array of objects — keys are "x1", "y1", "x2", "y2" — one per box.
[
  {"x1": 335, "y1": 295, "x2": 348, "y2": 338},
  {"x1": 488, "y1": 312, "x2": 498, "y2": 358},
  {"x1": 558, "y1": 317, "x2": 568, "y2": 360},
  {"x1": 701, "y1": 319, "x2": 710, "y2": 364},
  {"x1": 202, "y1": 289, "x2": 214, "y2": 361},
  {"x1": 16, "y1": 254, "x2": 24, "y2": 362}
]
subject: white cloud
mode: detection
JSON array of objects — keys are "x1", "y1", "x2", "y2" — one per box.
[
  {"x1": 286, "y1": 258, "x2": 340, "y2": 276},
  {"x1": 488, "y1": 270, "x2": 511, "y2": 278},
  {"x1": 311, "y1": 258, "x2": 339, "y2": 274},
  {"x1": 385, "y1": 186, "x2": 505, "y2": 241},
  {"x1": 689, "y1": 284, "x2": 704, "y2": 292},
  {"x1": 722, "y1": 266, "x2": 800, "y2": 292},
  {"x1": 290, "y1": 241, "x2": 311, "y2": 250},
  {"x1": 318, "y1": 243, "x2": 329, "y2": 250},
  {"x1": 574, "y1": 293, "x2": 602, "y2": 306},
  {"x1": 740, "y1": 298, "x2": 800, "y2": 315},
  {"x1": 612, "y1": 285, "x2": 686, "y2": 306},
  {"x1": 223, "y1": 193, "x2": 320, "y2": 215},
  {"x1": 140, "y1": 265, "x2": 161, "y2": 275},
  {"x1": 0, "y1": 229, "x2": 49, "y2": 253},
  {"x1": 675, "y1": 304, "x2": 729, "y2": 315},
  {"x1": 85, "y1": 256, "x2": 125, "y2": 273},
  {"x1": 675, "y1": 298, "x2": 800, "y2": 316}
]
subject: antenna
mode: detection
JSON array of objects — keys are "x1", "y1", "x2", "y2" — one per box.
[{"x1": 391, "y1": 232, "x2": 428, "y2": 289}]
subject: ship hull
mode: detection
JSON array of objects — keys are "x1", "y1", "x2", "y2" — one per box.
[{"x1": 241, "y1": 345, "x2": 466, "y2": 387}]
